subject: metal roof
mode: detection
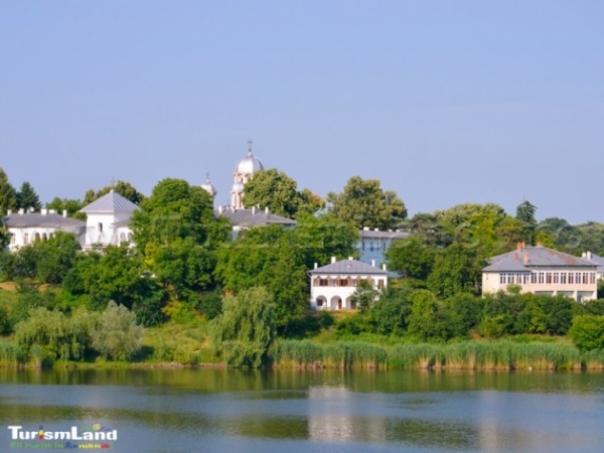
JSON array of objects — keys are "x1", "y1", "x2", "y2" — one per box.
[
  {"x1": 483, "y1": 245, "x2": 596, "y2": 272},
  {"x1": 3, "y1": 213, "x2": 85, "y2": 230},
  {"x1": 80, "y1": 191, "x2": 139, "y2": 214},
  {"x1": 310, "y1": 258, "x2": 387, "y2": 275},
  {"x1": 583, "y1": 252, "x2": 604, "y2": 272},
  {"x1": 220, "y1": 208, "x2": 296, "y2": 228}
]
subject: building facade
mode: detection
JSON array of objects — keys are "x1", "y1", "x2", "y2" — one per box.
[
  {"x1": 309, "y1": 257, "x2": 388, "y2": 310},
  {"x1": 80, "y1": 190, "x2": 138, "y2": 249},
  {"x1": 482, "y1": 244, "x2": 598, "y2": 302},
  {"x1": 356, "y1": 227, "x2": 408, "y2": 267},
  {"x1": 3, "y1": 209, "x2": 85, "y2": 252},
  {"x1": 582, "y1": 251, "x2": 604, "y2": 281}
]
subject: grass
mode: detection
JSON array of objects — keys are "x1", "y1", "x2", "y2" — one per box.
[{"x1": 271, "y1": 339, "x2": 601, "y2": 371}]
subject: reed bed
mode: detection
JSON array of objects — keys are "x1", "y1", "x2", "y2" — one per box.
[{"x1": 271, "y1": 339, "x2": 601, "y2": 371}]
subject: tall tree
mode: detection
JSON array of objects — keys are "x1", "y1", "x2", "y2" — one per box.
[
  {"x1": 84, "y1": 180, "x2": 145, "y2": 205},
  {"x1": 243, "y1": 169, "x2": 323, "y2": 219},
  {"x1": 0, "y1": 168, "x2": 17, "y2": 215},
  {"x1": 516, "y1": 200, "x2": 537, "y2": 244},
  {"x1": 16, "y1": 182, "x2": 41, "y2": 211},
  {"x1": 46, "y1": 197, "x2": 85, "y2": 219},
  {"x1": 386, "y1": 235, "x2": 435, "y2": 280},
  {"x1": 327, "y1": 176, "x2": 407, "y2": 230}
]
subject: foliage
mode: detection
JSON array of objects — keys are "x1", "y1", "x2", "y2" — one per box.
[
  {"x1": 366, "y1": 287, "x2": 413, "y2": 336},
  {"x1": 46, "y1": 197, "x2": 84, "y2": 219},
  {"x1": 351, "y1": 280, "x2": 378, "y2": 311},
  {"x1": 91, "y1": 302, "x2": 143, "y2": 360},
  {"x1": 327, "y1": 176, "x2": 407, "y2": 230},
  {"x1": 569, "y1": 315, "x2": 604, "y2": 352},
  {"x1": 516, "y1": 200, "x2": 537, "y2": 244},
  {"x1": 242, "y1": 169, "x2": 324, "y2": 219},
  {"x1": 212, "y1": 287, "x2": 276, "y2": 368},
  {"x1": 84, "y1": 180, "x2": 145, "y2": 205},
  {"x1": 386, "y1": 235, "x2": 435, "y2": 279},
  {"x1": 427, "y1": 243, "x2": 481, "y2": 297},
  {"x1": 0, "y1": 304, "x2": 11, "y2": 335},
  {"x1": 407, "y1": 290, "x2": 454, "y2": 341},
  {"x1": 16, "y1": 182, "x2": 41, "y2": 211},
  {"x1": 215, "y1": 226, "x2": 308, "y2": 334},
  {"x1": 0, "y1": 167, "x2": 17, "y2": 215}
]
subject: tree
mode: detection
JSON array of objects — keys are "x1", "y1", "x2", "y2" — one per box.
[
  {"x1": 131, "y1": 178, "x2": 226, "y2": 298},
  {"x1": 516, "y1": 200, "x2": 537, "y2": 244},
  {"x1": 30, "y1": 232, "x2": 80, "y2": 284},
  {"x1": 327, "y1": 176, "x2": 407, "y2": 230},
  {"x1": 211, "y1": 287, "x2": 276, "y2": 368},
  {"x1": 427, "y1": 243, "x2": 481, "y2": 297},
  {"x1": 386, "y1": 235, "x2": 435, "y2": 280},
  {"x1": 445, "y1": 293, "x2": 484, "y2": 336},
  {"x1": 0, "y1": 168, "x2": 17, "y2": 215},
  {"x1": 46, "y1": 197, "x2": 84, "y2": 219},
  {"x1": 366, "y1": 287, "x2": 413, "y2": 336},
  {"x1": 350, "y1": 280, "x2": 378, "y2": 311},
  {"x1": 569, "y1": 315, "x2": 604, "y2": 352},
  {"x1": 84, "y1": 180, "x2": 145, "y2": 205},
  {"x1": 293, "y1": 215, "x2": 358, "y2": 269},
  {"x1": 91, "y1": 302, "x2": 143, "y2": 360},
  {"x1": 16, "y1": 182, "x2": 41, "y2": 211},
  {"x1": 215, "y1": 226, "x2": 308, "y2": 334},
  {"x1": 407, "y1": 289, "x2": 453, "y2": 341}
]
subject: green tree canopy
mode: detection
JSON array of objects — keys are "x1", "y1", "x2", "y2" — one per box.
[
  {"x1": 46, "y1": 197, "x2": 85, "y2": 219},
  {"x1": 327, "y1": 176, "x2": 407, "y2": 230},
  {"x1": 91, "y1": 302, "x2": 143, "y2": 360},
  {"x1": 427, "y1": 243, "x2": 482, "y2": 298},
  {"x1": 516, "y1": 200, "x2": 537, "y2": 244},
  {"x1": 0, "y1": 168, "x2": 17, "y2": 215},
  {"x1": 84, "y1": 180, "x2": 145, "y2": 205},
  {"x1": 386, "y1": 235, "x2": 435, "y2": 280},
  {"x1": 16, "y1": 182, "x2": 41, "y2": 211},
  {"x1": 243, "y1": 169, "x2": 323, "y2": 219}
]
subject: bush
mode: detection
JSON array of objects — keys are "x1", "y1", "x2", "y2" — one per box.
[
  {"x1": 366, "y1": 287, "x2": 413, "y2": 336},
  {"x1": 91, "y1": 302, "x2": 143, "y2": 360},
  {"x1": 212, "y1": 287, "x2": 276, "y2": 368},
  {"x1": 407, "y1": 289, "x2": 454, "y2": 341},
  {"x1": 569, "y1": 315, "x2": 604, "y2": 352}
]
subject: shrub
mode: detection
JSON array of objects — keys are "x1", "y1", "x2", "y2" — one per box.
[
  {"x1": 407, "y1": 289, "x2": 453, "y2": 341},
  {"x1": 569, "y1": 315, "x2": 604, "y2": 352},
  {"x1": 91, "y1": 302, "x2": 143, "y2": 360}
]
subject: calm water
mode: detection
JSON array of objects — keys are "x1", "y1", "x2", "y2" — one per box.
[{"x1": 0, "y1": 368, "x2": 603, "y2": 453}]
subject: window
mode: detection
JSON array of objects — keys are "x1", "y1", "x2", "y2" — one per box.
[
  {"x1": 538, "y1": 272, "x2": 544, "y2": 284},
  {"x1": 531, "y1": 273, "x2": 537, "y2": 284},
  {"x1": 546, "y1": 272, "x2": 552, "y2": 284},
  {"x1": 568, "y1": 272, "x2": 574, "y2": 284},
  {"x1": 500, "y1": 273, "x2": 506, "y2": 284},
  {"x1": 561, "y1": 272, "x2": 567, "y2": 284},
  {"x1": 590, "y1": 273, "x2": 596, "y2": 284},
  {"x1": 378, "y1": 279, "x2": 385, "y2": 289},
  {"x1": 576, "y1": 272, "x2": 582, "y2": 284},
  {"x1": 583, "y1": 273, "x2": 588, "y2": 284},
  {"x1": 34, "y1": 232, "x2": 40, "y2": 241},
  {"x1": 319, "y1": 279, "x2": 328, "y2": 287},
  {"x1": 23, "y1": 233, "x2": 29, "y2": 244},
  {"x1": 523, "y1": 274, "x2": 529, "y2": 284},
  {"x1": 339, "y1": 279, "x2": 349, "y2": 287},
  {"x1": 98, "y1": 222, "x2": 103, "y2": 233},
  {"x1": 553, "y1": 272, "x2": 559, "y2": 284}
]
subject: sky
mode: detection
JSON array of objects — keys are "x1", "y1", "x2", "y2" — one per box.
[{"x1": 1, "y1": 1, "x2": 602, "y2": 223}]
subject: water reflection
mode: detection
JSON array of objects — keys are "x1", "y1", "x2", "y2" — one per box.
[{"x1": 0, "y1": 369, "x2": 603, "y2": 452}]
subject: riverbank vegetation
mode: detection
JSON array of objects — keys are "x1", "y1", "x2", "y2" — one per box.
[{"x1": 1, "y1": 168, "x2": 604, "y2": 370}]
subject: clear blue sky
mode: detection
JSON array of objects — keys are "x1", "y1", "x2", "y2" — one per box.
[{"x1": 1, "y1": 1, "x2": 602, "y2": 223}]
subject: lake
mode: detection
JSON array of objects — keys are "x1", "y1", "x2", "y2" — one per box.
[{"x1": 0, "y1": 368, "x2": 603, "y2": 452}]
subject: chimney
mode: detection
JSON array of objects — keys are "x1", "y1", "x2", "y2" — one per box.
[
  {"x1": 251, "y1": 206, "x2": 256, "y2": 215},
  {"x1": 49, "y1": 209, "x2": 56, "y2": 215},
  {"x1": 371, "y1": 259, "x2": 376, "y2": 267},
  {"x1": 382, "y1": 263, "x2": 387, "y2": 271},
  {"x1": 218, "y1": 205, "x2": 224, "y2": 214},
  {"x1": 41, "y1": 209, "x2": 47, "y2": 215},
  {"x1": 62, "y1": 209, "x2": 68, "y2": 218},
  {"x1": 28, "y1": 207, "x2": 34, "y2": 213},
  {"x1": 524, "y1": 254, "x2": 529, "y2": 265},
  {"x1": 18, "y1": 208, "x2": 24, "y2": 215},
  {"x1": 265, "y1": 207, "x2": 269, "y2": 215},
  {"x1": 348, "y1": 256, "x2": 353, "y2": 261},
  {"x1": 6, "y1": 209, "x2": 11, "y2": 216},
  {"x1": 374, "y1": 227, "x2": 379, "y2": 232},
  {"x1": 314, "y1": 262, "x2": 318, "y2": 269},
  {"x1": 363, "y1": 226, "x2": 370, "y2": 231},
  {"x1": 536, "y1": 241, "x2": 543, "y2": 247},
  {"x1": 331, "y1": 256, "x2": 337, "y2": 264},
  {"x1": 584, "y1": 251, "x2": 592, "y2": 260}
]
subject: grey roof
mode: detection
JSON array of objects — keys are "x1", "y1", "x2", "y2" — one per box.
[
  {"x1": 3, "y1": 213, "x2": 84, "y2": 230},
  {"x1": 360, "y1": 229, "x2": 408, "y2": 240},
  {"x1": 583, "y1": 252, "x2": 604, "y2": 272},
  {"x1": 310, "y1": 259, "x2": 388, "y2": 275},
  {"x1": 483, "y1": 245, "x2": 596, "y2": 272},
  {"x1": 80, "y1": 191, "x2": 139, "y2": 214},
  {"x1": 220, "y1": 208, "x2": 296, "y2": 228}
]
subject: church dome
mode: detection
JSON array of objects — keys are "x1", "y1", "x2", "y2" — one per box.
[
  {"x1": 231, "y1": 181, "x2": 244, "y2": 193},
  {"x1": 200, "y1": 174, "x2": 217, "y2": 198},
  {"x1": 236, "y1": 151, "x2": 264, "y2": 175}
]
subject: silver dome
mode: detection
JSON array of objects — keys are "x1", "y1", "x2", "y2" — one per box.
[
  {"x1": 200, "y1": 174, "x2": 217, "y2": 197},
  {"x1": 236, "y1": 151, "x2": 264, "y2": 175}
]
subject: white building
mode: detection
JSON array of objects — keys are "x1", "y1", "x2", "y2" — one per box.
[
  {"x1": 3, "y1": 208, "x2": 85, "y2": 252},
  {"x1": 581, "y1": 251, "x2": 604, "y2": 282},
  {"x1": 218, "y1": 205, "x2": 296, "y2": 238},
  {"x1": 230, "y1": 141, "x2": 264, "y2": 210},
  {"x1": 309, "y1": 257, "x2": 388, "y2": 310},
  {"x1": 482, "y1": 244, "x2": 598, "y2": 302},
  {"x1": 357, "y1": 227, "x2": 408, "y2": 267},
  {"x1": 80, "y1": 190, "x2": 138, "y2": 249}
]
